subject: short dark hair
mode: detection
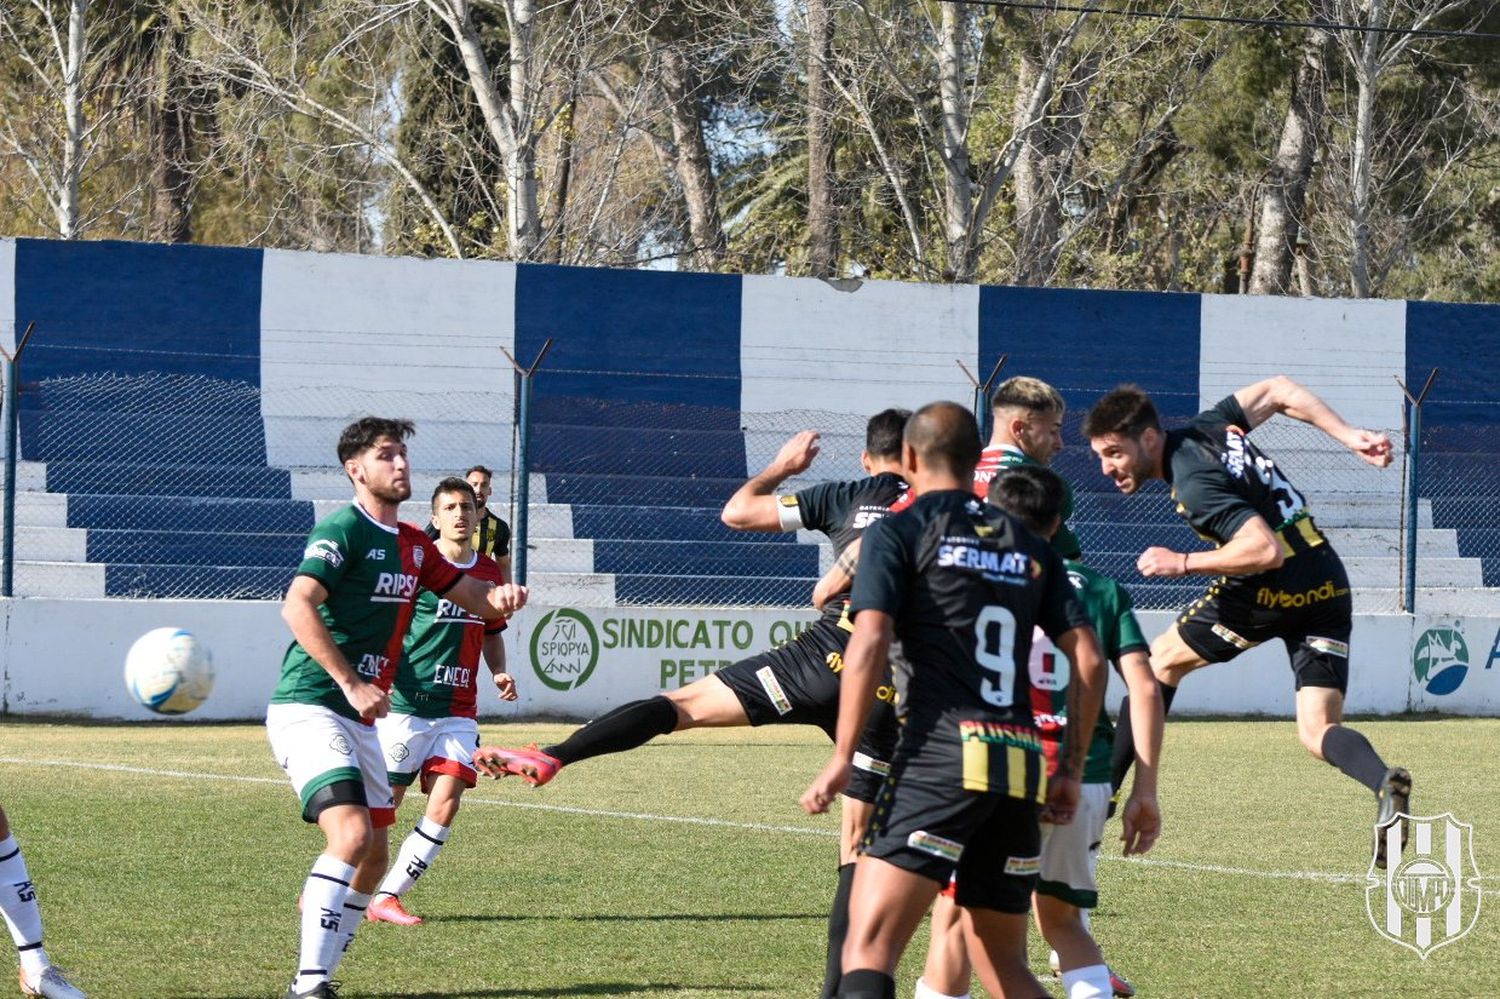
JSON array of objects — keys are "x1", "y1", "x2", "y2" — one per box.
[
  {"x1": 465, "y1": 465, "x2": 492, "y2": 480},
  {"x1": 431, "y1": 476, "x2": 477, "y2": 511},
  {"x1": 1083, "y1": 385, "x2": 1161, "y2": 440},
  {"x1": 865, "y1": 408, "x2": 912, "y2": 460},
  {"x1": 991, "y1": 376, "x2": 1064, "y2": 416},
  {"x1": 337, "y1": 417, "x2": 415, "y2": 464},
  {"x1": 904, "y1": 401, "x2": 981, "y2": 477},
  {"x1": 988, "y1": 466, "x2": 1066, "y2": 536}
]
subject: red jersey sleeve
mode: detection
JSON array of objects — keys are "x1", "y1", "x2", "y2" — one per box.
[
  {"x1": 402, "y1": 524, "x2": 463, "y2": 595},
  {"x1": 472, "y1": 553, "x2": 509, "y2": 634}
]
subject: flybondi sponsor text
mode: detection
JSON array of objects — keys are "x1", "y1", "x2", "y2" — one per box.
[{"x1": 1255, "y1": 580, "x2": 1345, "y2": 609}]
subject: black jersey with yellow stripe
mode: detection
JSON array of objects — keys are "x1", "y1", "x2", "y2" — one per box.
[
  {"x1": 850, "y1": 489, "x2": 1089, "y2": 800},
  {"x1": 1165, "y1": 395, "x2": 1326, "y2": 555}
]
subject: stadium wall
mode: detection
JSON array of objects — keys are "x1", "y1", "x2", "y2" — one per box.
[
  {"x1": 0, "y1": 239, "x2": 1496, "y2": 720},
  {"x1": 3, "y1": 600, "x2": 1497, "y2": 721}
]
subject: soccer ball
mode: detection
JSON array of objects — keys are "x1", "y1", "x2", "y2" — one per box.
[{"x1": 124, "y1": 627, "x2": 214, "y2": 715}]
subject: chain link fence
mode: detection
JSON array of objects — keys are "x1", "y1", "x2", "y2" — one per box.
[
  {"x1": 1, "y1": 343, "x2": 1496, "y2": 616},
  {"x1": 1415, "y1": 400, "x2": 1500, "y2": 615},
  {"x1": 1, "y1": 356, "x2": 521, "y2": 600}
]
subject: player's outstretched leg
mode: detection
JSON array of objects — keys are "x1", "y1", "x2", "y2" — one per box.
[
  {"x1": 0, "y1": 812, "x2": 86, "y2": 999},
  {"x1": 476, "y1": 677, "x2": 751, "y2": 785},
  {"x1": 1297, "y1": 686, "x2": 1411, "y2": 868}
]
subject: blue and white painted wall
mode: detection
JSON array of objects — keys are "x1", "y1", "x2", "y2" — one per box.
[{"x1": 0, "y1": 238, "x2": 1496, "y2": 719}]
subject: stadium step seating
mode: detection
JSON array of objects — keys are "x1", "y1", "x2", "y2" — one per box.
[{"x1": 4, "y1": 414, "x2": 1497, "y2": 608}]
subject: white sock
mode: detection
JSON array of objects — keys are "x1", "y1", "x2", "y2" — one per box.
[
  {"x1": 1061, "y1": 963, "x2": 1112, "y2": 999},
  {"x1": 0, "y1": 836, "x2": 48, "y2": 981},
  {"x1": 914, "y1": 977, "x2": 969, "y2": 999},
  {"x1": 293, "y1": 855, "x2": 355, "y2": 991},
  {"x1": 327, "y1": 890, "x2": 370, "y2": 977},
  {"x1": 376, "y1": 817, "x2": 449, "y2": 899}
]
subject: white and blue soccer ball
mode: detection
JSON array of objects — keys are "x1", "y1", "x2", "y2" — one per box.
[{"x1": 124, "y1": 627, "x2": 215, "y2": 715}]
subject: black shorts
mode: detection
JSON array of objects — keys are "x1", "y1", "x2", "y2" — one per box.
[
  {"x1": 860, "y1": 768, "x2": 1041, "y2": 913},
  {"x1": 715, "y1": 615, "x2": 898, "y2": 803},
  {"x1": 1175, "y1": 543, "x2": 1353, "y2": 692}
]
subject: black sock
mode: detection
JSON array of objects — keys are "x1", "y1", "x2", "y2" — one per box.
[
  {"x1": 543, "y1": 696, "x2": 679, "y2": 765},
  {"x1": 820, "y1": 864, "x2": 856, "y2": 999},
  {"x1": 1320, "y1": 725, "x2": 1388, "y2": 793},
  {"x1": 837, "y1": 969, "x2": 896, "y2": 999},
  {"x1": 1109, "y1": 681, "x2": 1178, "y2": 794}
]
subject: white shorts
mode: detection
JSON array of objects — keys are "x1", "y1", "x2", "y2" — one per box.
[
  {"x1": 266, "y1": 702, "x2": 396, "y2": 829},
  {"x1": 375, "y1": 713, "x2": 481, "y2": 792},
  {"x1": 1037, "y1": 781, "x2": 1111, "y2": 908}
]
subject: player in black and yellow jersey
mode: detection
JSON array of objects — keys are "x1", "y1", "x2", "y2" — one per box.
[
  {"x1": 802, "y1": 401, "x2": 1106, "y2": 999},
  {"x1": 477, "y1": 409, "x2": 911, "y2": 998},
  {"x1": 1083, "y1": 377, "x2": 1411, "y2": 868}
]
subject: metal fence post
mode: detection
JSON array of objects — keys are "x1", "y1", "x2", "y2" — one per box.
[
  {"x1": 1396, "y1": 369, "x2": 1438, "y2": 614},
  {"x1": 1, "y1": 323, "x2": 36, "y2": 599},
  {"x1": 960, "y1": 354, "x2": 1007, "y2": 443},
  {"x1": 501, "y1": 338, "x2": 553, "y2": 588}
]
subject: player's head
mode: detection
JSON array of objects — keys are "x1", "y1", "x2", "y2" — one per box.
[
  {"x1": 990, "y1": 376, "x2": 1065, "y2": 465},
  {"x1": 903, "y1": 401, "x2": 982, "y2": 482},
  {"x1": 1083, "y1": 385, "x2": 1163, "y2": 495},
  {"x1": 431, "y1": 476, "x2": 478, "y2": 545},
  {"x1": 338, "y1": 417, "x2": 415, "y2": 504},
  {"x1": 862, "y1": 408, "x2": 911, "y2": 472},
  {"x1": 465, "y1": 464, "x2": 493, "y2": 507},
  {"x1": 988, "y1": 465, "x2": 1065, "y2": 540}
]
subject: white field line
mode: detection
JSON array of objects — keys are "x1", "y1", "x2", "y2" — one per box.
[{"x1": 0, "y1": 756, "x2": 1477, "y2": 886}]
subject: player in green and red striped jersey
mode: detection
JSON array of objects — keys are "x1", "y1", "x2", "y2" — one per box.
[
  {"x1": 368, "y1": 478, "x2": 518, "y2": 926},
  {"x1": 268, "y1": 418, "x2": 527, "y2": 999}
]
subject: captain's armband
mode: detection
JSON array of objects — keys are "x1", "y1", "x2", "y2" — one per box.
[{"x1": 775, "y1": 494, "x2": 803, "y2": 532}]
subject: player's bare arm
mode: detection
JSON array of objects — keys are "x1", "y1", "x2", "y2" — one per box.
[
  {"x1": 800, "y1": 609, "x2": 891, "y2": 815},
  {"x1": 483, "y1": 632, "x2": 517, "y2": 701},
  {"x1": 1138, "y1": 515, "x2": 1283, "y2": 579},
  {"x1": 812, "y1": 538, "x2": 861, "y2": 609},
  {"x1": 1044, "y1": 625, "x2": 1106, "y2": 826},
  {"x1": 1117, "y1": 648, "x2": 1163, "y2": 855},
  {"x1": 720, "y1": 430, "x2": 822, "y2": 531},
  {"x1": 444, "y1": 574, "x2": 528, "y2": 620},
  {"x1": 1233, "y1": 375, "x2": 1393, "y2": 468},
  {"x1": 281, "y1": 574, "x2": 390, "y2": 719}
]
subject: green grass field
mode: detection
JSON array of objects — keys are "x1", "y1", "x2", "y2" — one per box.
[{"x1": 1, "y1": 717, "x2": 1497, "y2": 998}]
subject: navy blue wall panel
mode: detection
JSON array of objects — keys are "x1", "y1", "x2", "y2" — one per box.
[
  {"x1": 978, "y1": 286, "x2": 1202, "y2": 420},
  {"x1": 514, "y1": 263, "x2": 743, "y2": 427},
  {"x1": 13, "y1": 239, "x2": 263, "y2": 384}
]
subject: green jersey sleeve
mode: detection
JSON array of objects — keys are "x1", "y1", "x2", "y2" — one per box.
[{"x1": 296, "y1": 517, "x2": 357, "y2": 591}]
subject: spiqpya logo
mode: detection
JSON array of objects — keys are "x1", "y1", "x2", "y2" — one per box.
[
  {"x1": 530, "y1": 608, "x2": 600, "y2": 692},
  {"x1": 1366, "y1": 813, "x2": 1482, "y2": 959},
  {"x1": 1413, "y1": 626, "x2": 1470, "y2": 696}
]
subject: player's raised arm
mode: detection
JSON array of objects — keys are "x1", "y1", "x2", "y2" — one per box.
[
  {"x1": 800, "y1": 609, "x2": 892, "y2": 815},
  {"x1": 721, "y1": 430, "x2": 821, "y2": 531},
  {"x1": 445, "y1": 574, "x2": 528, "y2": 621},
  {"x1": 1232, "y1": 375, "x2": 1393, "y2": 468},
  {"x1": 281, "y1": 574, "x2": 389, "y2": 719},
  {"x1": 1117, "y1": 648, "x2": 1163, "y2": 855}
]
